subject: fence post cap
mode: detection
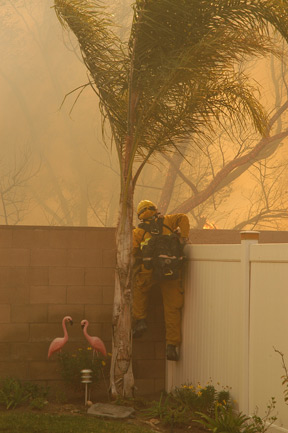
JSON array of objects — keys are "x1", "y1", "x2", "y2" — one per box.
[{"x1": 240, "y1": 231, "x2": 260, "y2": 241}]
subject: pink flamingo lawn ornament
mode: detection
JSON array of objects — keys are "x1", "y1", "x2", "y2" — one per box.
[
  {"x1": 47, "y1": 316, "x2": 73, "y2": 359},
  {"x1": 81, "y1": 319, "x2": 107, "y2": 357}
]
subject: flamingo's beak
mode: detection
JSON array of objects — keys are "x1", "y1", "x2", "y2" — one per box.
[
  {"x1": 69, "y1": 320, "x2": 73, "y2": 326},
  {"x1": 81, "y1": 324, "x2": 85, "y2": 329}
]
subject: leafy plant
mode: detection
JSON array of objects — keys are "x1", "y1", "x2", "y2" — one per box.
[
  {"x1": 22, "y1": 381, "x2": 49, "y2": 400},
  {"x1": 57, "y1": 347, "x2": 109, "y2": 390},
  {"x1": 217, "y1": 389, "x2": 232, "y2": 407},
  {"x1": 144, "y1": 382, "x2": 232, "y2": 427},
  {"x1": 250, "y1": 397, "x2": 277, "y2": 433},
  {"x1": 0, "y1": 378, "x2": 29, "y2": 410},
  {"x1": 0, "y1": 378, "x2": 48, "y2": 410},
  {"x1": 29, "y1": 397, "x2": 48, "y2": 411},
  {"x1": 174, "y1": 383, "x2": 219, "y2": 413},
  {"x1": 144, "y1": 392, "x2": 190, "y2": 425},
  {"x1": 142, "y1": 392, "x2": 168, "y2": 419},
  {"x1": 197, "y1": 405, "x2": 258, "y2": 433},
  {"x1": 274, "y1": 347, "x2": 288, "y2": 404},
  {"x1": 196, "y1": 397, "x2": 277, "y2": 433}
]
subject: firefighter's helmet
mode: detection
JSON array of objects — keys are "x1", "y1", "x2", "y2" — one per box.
[{"x1": 137, "y1": 200, "x2": 157, "y2": 219}]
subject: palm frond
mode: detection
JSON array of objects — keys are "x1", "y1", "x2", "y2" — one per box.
[
  {"x1": 127, "y1": 0, "x2": 288, "y2": 157},
  {"x1": 54, "y1": 0, "x2": 129, "y2": 150},
  {"x1": 54, "y1": 0, "x2": 288, "y2": 173}
]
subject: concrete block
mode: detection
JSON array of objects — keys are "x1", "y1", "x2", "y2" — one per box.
[
  {"x1": 67, "y1": 326, "x2": 85, "y2": 341},
  {"x1": 84, "y1": 229, "x2": 116, "y2": 248},
  {"x1": 0, "y1": 361, "x2": 29, "y2": 380},
  {"x1": 0, "y1": 287, "x2": 30, "y2": 304},
  {"x1": 5, "y1": 267, "x2": 29, "y2": 287},
  {"x1": 0, "y1": 324, "x2": 29, "y2": 342},
  {"x1": 0, "y1": 343, "x2": 11, "y2": 361},
  {"x1": 29, "y1": 323, "x2": 73, "y2": 342},
  {"x1": 31, "y1": 228, "x2": 51, "y2": 248},
  {"x1": 30, "y1": 286, "x2": 66, "y2": 304},
  {"x1": 0, "y1": 267, "x2": 29, "y2": 289},
  {"x1": 84, "y1": 305, "x2": 113, "y2": 323},
  {"x1": 10, "y1": 342, "x2": 48, "y2": 361},
  {"x1": 133, "y1": 359, "x2": 165, "y2": 379},
  {"x1": 67, "y1": 249, "x2": 102, "y2": 267},
  {"x1": 30, "y1": 249, "x2": 67, "y2": 266},
  {"x1": 134, "y1": 379, "x2": 155, "y2": 396},
  {"x1": 0, "y1": 228, "x2": 13, "y2": 247},
  {"x1": 85, "y1": 268, "x2": 115, "y2": 286},
  {"x1": 12, "y1": 228, "x2": 49, "y2": 248},
  {"x1": 48, "y1": 304, "x2": 84, "y2": 323},
  {"x1": 29, "y1": 361, "x2": 62, "y2": 380},
  {"x1": 12, "y1": 228, "x2": 31, "y2": 246},
  {"x1": 11, "y1": 304, "x2": 47, "y2": 323},
  {"x1": 102, "y1": 249, "x2": 116, "y2": 267},
  {"x1": 0, "y1": 248, "x2": 30, "y2": 266},
  {"x1": 102, "y1": 286, "x2": 114, "y2": 305},
  {"x1": 142, "y1": 324, "x2": 165, "y2": 342},
  {"x1": 28, "y1": 267, "x2": 49, "y2": 285},
  {"x1": 102, "y1": 323, "x2": 112, "y2": 341},
  {"x1": 75, "y1": 322, "x2": 103, "y2": 339},
  {"x1": 0, "y1": 304, "x2": 10, "y2": 323},
  {"x1": 155, "y1": 342, "x2": 166, "y2": 359},
  {"x1": 49, "y1": 267, "x2": 85, "y2": 286},
  {"x1": 0, "y1": 268, "x2": 8, "y2": 286},
  {"x1": 67, "y1": 286, "x2": 102, "y2": 304},
  {"x1": 48, "y1": 228, "x2": 86, "y2": 249},
  {"x1": 133, "y1": 341, "x2": 155, "y2": 359}
]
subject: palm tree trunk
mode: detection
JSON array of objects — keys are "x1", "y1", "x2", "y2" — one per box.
[{"x1": 110, "y1": 181, "x2": 135, "y2": 398}]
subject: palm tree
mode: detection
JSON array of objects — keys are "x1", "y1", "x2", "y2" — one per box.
[{"x1": 53, "y1": 0, "x2": 288, "y2": 397}]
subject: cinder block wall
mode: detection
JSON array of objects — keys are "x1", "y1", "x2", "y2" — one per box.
[
  {"x1": 0, "y1": 226, "x2": 166, "y2": 398},
  {"x1": 0, "y1": 226, "x2": 286, "y2": 399}
]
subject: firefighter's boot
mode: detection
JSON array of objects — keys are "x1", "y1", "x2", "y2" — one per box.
[
  {"x1": 132, "y1": 319, "x2": 148, "y2": 338},
  {"x1": 166, "y1": 344, "x2": 179, "y2": 361}
]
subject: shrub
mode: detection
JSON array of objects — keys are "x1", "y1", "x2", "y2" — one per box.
[
  {"x1": 144, "y1": 381, "x2": 232, "y2": 427},
  {"x1": 29, "y1": 397, "x2": 48, "y2": 410},
  {"x1": 173, "y1": 383, "x2": 219, "y2": 413},
  {"x1": 0, "y1": 378, "x2": 48, "y2": 410},
  {"x1": 196, "y1": 397, "x2": 277, "y2": 433},
  {"x1": 57, "y1": 347, "x2": 109, "y2": 390},
  {"x1": 197, "y1": 405, "x2": 258, "y2": 433}
]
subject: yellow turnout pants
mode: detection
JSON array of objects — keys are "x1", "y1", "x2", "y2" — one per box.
[{"x1": 133, "y1": 271, "x2": 184, "y2": 347}]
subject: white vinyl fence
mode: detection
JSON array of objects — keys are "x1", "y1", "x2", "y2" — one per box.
[{"x1": 167, "y1": 232, "x2": 288, "y2": 432}]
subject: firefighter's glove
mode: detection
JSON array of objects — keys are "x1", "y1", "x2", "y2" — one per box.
[{"x1": 180, "y1": 237, "x2": 189, "y2": 245}]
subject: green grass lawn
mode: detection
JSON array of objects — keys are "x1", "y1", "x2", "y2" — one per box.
[{"x1": 0, "y1": 412, "x2": 154, "y2": 433}]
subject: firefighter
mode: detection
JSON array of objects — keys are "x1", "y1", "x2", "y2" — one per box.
[{"x1": 132, "y1": 199, "x2": 190, "y2": 361}]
